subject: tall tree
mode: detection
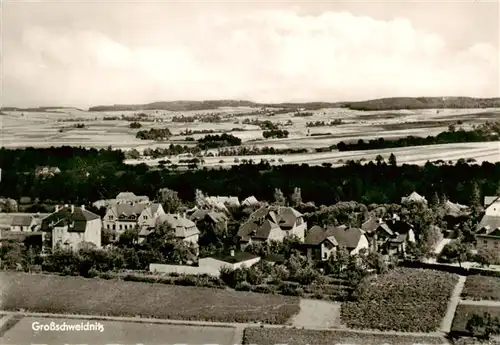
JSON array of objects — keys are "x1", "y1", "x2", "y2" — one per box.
[
  {"x1": 388, "y1": 153, "x2": 397, "y2": 167},
  {"x1": 273, "y1": 188, "x2": 286, "y2": 206},
  {"x1": 156, "y1": 187, "x2": 182, "y2": 213},
  {"x1": 290, "y1": 187, "x2": 302, "y2": 207}
]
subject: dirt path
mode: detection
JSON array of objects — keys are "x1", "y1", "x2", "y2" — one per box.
[
  {"x1": 460, "y1": 300, "x2": 500, "y2": 307},
  {"x1": 289, "y1": 298, "x2": 343, "y2": 328},
  {"x1": 441, "y1": 275, "x2": 467, "y2": 333}
]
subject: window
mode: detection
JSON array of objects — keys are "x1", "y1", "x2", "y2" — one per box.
[
  {"x1": 112, "y1": 224, "x2": 115, "y2": 230},
  {"x1": 119, "y1": 225, "x2": 122, "y2": 231},
  {"x1": 107, "y1": 224, "x2": 110, "y2": 229},
  {"x1": 323, "y1": 252, "x2": 328, "y2": 259},
  {"x1": 109, "y1": 215, "x2": 114, "y2": 220},
  {"x1": 143, "y1": 215, "x2": 148, "y2": 220},
  {"x1": 484, "y1": 240, "x2": 488, "y2": 245}
]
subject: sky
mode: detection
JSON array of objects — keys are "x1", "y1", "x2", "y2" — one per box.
[{"x1": 2, "y1": 0, "x2": 499, "y2": 108}]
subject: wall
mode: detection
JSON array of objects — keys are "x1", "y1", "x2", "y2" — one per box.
[
  {"x1": 52, "y1": 226, "x2": 85, "y2": 251},
  {"x1": 84, "y1": 218, "x2": 102, "y2": 248},
  {"x1": 149, "y1": 263, "x2": 220, "y2": 277},
  {"x1": 476, "y1": 236, "x2": 500, "y2": 251},
  {"x1": 351, "y1": 234, "x2": 370, "y2": 255},
  {"x1": 485, "y1": 200, "x2": 500, "y2": 217}
]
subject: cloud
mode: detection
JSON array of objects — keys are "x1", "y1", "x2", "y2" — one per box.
[{"x1": 3, "y1": 9, "x2": 498, "y2": 107}]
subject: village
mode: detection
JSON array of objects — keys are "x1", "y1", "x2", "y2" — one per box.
[{"x1": 1, "y1": 185, "x2": 499, "y2": 277}]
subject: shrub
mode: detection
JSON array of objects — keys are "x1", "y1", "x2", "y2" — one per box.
[{"x1": 235, "y1": 281, "x2": 252, "y2": 291}]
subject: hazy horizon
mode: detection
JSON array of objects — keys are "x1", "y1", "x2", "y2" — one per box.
[{"x1": 3, "y1": 0, "x2": 499, "y2": 108}]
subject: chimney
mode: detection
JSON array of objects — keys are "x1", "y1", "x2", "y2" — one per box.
[
  {"x1": 71, "y1": 205, "x2": 75, "y2": 213},
  {"x1": 55, "y1": 205, "x2": 59, "y2": 212},
  {"x1": 230, "y1": 249, "x2": 235, "y2": 257}
]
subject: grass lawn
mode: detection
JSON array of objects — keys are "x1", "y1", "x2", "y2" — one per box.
[
  {"x1": 451, "y1": 305, "x2": 500, "y2": 334},
  {"x1": 0, "y1": 272, "x2": 299, "y2": 324},
  {"x1": 243, "y1": 328, "x2": 449, "y2": 345},
  {"x1": 462, "y1": 276, "x2": 500, "y2": 301},
  {"x1": 341, "y1": 268, "x2": 459, "y2": 332}
]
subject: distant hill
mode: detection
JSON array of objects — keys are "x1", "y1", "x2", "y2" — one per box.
[
  {"x1": 7, "y1": 97, "x2": 500, "y2": 113},
  {"x1": 342, "y1": 97, "x2": 500, "y2": 111},
  {"x1": 1, "y1": 106, "x2": 83, "y2": 112},
  {"x1": 88, "y1": 100, "x2": 345, "y2": 112}
]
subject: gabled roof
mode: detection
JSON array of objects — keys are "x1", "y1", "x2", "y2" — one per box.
[
  {"x1": 476, "y1": 215, "x2": 500, "y2": 233},
  {"x1": 328, "y1": 227, "x2": 363, "y2": 249},
  {"x1": 476, "y1": 225, "x2": 500, "y2": 238},
  {"x1": 157, "y1": 213, "x2": 200, "y2": 238},
  {"x1": 42, "y1": 206, "x2": 100, "y2": 232},
  {"x1": 401, "y1": 191, "x2": 427, "y2": 204},
  {"x1": 361, "y1": 218, "x2": 380, "y2": 233},
  {"x1": 253, "y1": 219, "x2": 280, "y2": 239},
  {"x1": 11, "y1": 215, "x2": 34, "y2": 227},
  {"x1": 444, "y1": 200, "x2": 469, "y2": 216},
  {"x1": 484, "y1": 196, "x2": 500, "y2": 208},
  {"x1": 242, "y1": 196, "x2": 259, "y2": 206},
  {"x1": 304, "y1": 225, "x2": 348, "y2": 247}
]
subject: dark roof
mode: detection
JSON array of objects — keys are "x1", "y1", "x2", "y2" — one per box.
[
  {"x1": 209, "y1": 251, "x2": 259, "y2": 264},
  {"x1": 263, "y1": 254, "x2": 286, "y2": 264},
  {"x1": 328, "y1": 227, "x2": 363, "y2": 249},
  {"x1": 304, "y1": 225, "x2": 327, "y2": 245},
  {"x1": 42, "y1": 206, "x2": 100, "y2": 232},
  {"x1": 476, "y1": 226, "x2": 500, "y2": 238},
  {"x1": 11, "y1": 215, "x2": 33, "y2": 227},
  {"x1": 253, "y1": 220, "x2": 280, "y2": 239},
  {"x1": 361, "y1": 218, "x2": 379, "y2": 233},
  {"x1": 385, "y1": 220, "x2": 413, "y2": 234}
]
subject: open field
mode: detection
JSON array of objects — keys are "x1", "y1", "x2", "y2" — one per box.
[
  {"x1": 2, "y1": 107, "x2": 498, "y2": 150},
  {"x1": 0, "y1": 272, "x2": 300, "y2": 324},
  {"x1": 462, "y1": 276, "x2": 500, "y2": 301},
  {"x1": 242, "y1": 328, "x2": 449, "y2": 345},
  {"x1": 451, "y1": 305, "x2": 500, "y2": 334},
  {"x1": 1, "y1": 316, "x2": 237, "y2": 345},
  {"x1": 341, "y1": 268, "x2": 459, "y2": 332},
  {"x1": 126, "y1": 141, "x2": 500, "y2": 168}
]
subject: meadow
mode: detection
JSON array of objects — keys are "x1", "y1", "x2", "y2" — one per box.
[
  {"x1": 2, "y1": 106, "x2": 499, "y2": 166},
  {"x1": 0, "y1": 271, "x2": 300, "y2": 324}
]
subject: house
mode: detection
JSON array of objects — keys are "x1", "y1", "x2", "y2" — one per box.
[
  {"x1": 476, "y1": 198, "x2": 500, "y2": 251},
  {"x1": 401, "y1": 191, "x2": 428, "y2": 205},
  {"x1": 10, "y1": 214, "x2": 45, "y2": 232},
  {"x1": 304, "y1": 225, "x2": 368, "y2": 261},
  {"x1": 361, "y1": 218, "x2": 416, "y2": 256},
  {"x1": 35, "y1": 166, "x2": 61, "y2": 177},
  {"x1": 475, "y1": 226, "x2": 500, "y2": 252},
  {"x1": 483, "y1": 196, "x2": 500, "y2": 217},
  {"x1": 201, "y1": 196, "x2": 240, "y2": 213},
  {"x1": 116, "y1": 192, "x2": 150, "y2": 204},
  {"x1": 155, "y1": 213, "x2": 200, "y2": 245},
  {"x1": 237, "y1": 205, "x2": 307, "y2": 248},
  {"x1": 102, "y1": 202, "x2": 165, "y2": 237},
  {"x1": 188, "y1": 208, "x2": 228, "y2": 232},
  {"x1": 92, "y1": 192, "x2": 149, "y2": 210},
  {"x1": 149, "y1": 251, "x2": 260, "y2": 277},
  {"x1": 241, "y1": 196, "x2": 259, "y2": 207},
  {"x1": 41, "y1": 205, "x2": 102, "y2": 251}
]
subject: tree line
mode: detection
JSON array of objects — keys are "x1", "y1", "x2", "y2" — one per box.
[
  {"x1": 335, "y1": 122, "x2": 500, "y2": 151},
  {"x1": 1, "y1": 146, "x2": 500, "y2": 208}
]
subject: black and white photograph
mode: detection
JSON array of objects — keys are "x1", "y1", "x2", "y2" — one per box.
[{"x1": 0, "y1": 0, "x2": 499, "y2": 344}]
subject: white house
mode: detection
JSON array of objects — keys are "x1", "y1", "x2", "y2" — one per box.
[
  {"x1": 102, "y1": 202, "x2": 165, "y2": 235},
  {"x1": 41, "y1": 205, "x2": 102, "y2": 251}
]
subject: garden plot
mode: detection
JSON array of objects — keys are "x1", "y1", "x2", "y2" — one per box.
[
  {"x1": 462, "y1": 276, "x2": 500, "y2": 301},
  {"x1": 341, "y1": 268, "x2": 459, "y2": 332},
  {"x1": 243, "y1": 328, "x2": 449, "y2": 345},
  {"x1": 451, "y1": 305, "x2": 500, "y2": 334}
]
